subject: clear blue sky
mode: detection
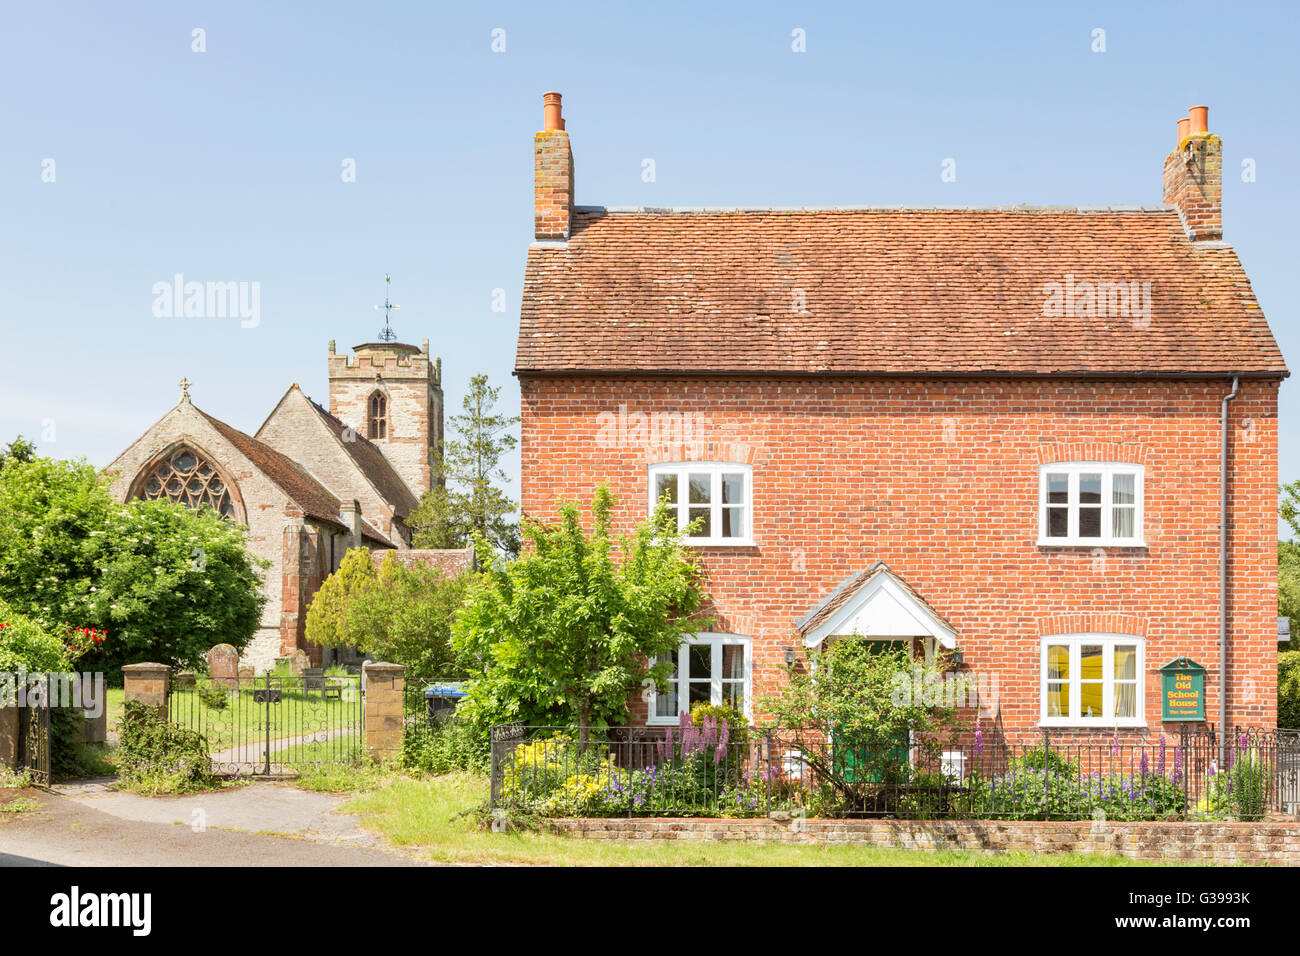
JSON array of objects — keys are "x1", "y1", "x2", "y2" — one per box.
[{"x1": 2, "y1": 0, "x2": 1296, "y2": 506}]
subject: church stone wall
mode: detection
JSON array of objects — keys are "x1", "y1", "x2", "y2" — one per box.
[
  {"x1": 256, "y1": 389, "x2": 403, "y2": 544},
  {"x1": 105, "y1": 402, "x2": 307, "y2": 675},
  {"x1": 328, "y1": 340, "x2": 443, "y2": 500}
]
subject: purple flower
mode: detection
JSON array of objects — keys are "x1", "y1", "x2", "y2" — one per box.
[
  {"x1": 974, "y1": 728, "x2": 984, "y2": 756},
  {"x1": 1139, "y1": 750, "x2": 1149, "y2": 780}
]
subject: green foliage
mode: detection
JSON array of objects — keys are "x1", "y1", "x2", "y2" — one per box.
[
  {"x1": 0, "y1": 455, "x2": 267, "y2": 671},
  {"x1": 1281, "y1": 542, "x2": 1300, "y2": 651},
  {"x1": 1015, "y1": 746, "x2": 1077, "y2": 777},
  {"x1": 0, "y1": 597, "x2": 71, "y2": 672},
  {"x1": 761, "y1": 639, "x2": 959, "y2": 797},
  {"x1": 1281, "y1": 480, "x2": 1300, "y2": 540},
  {"x1": 306, "y1": 550, "x2": 468, "y2": 683},
  {"x1": 1279, "y1": 652, "x2": 1300, "y2": 730},
  {"x1": 304, "y1": 547, "x2": 377, "y2": 650},
  {"x1": 401, "y1": 718, "x2": 490, "y2": 776},
  {"x1": 965, "y1": 765, "x2": 1187, "y2": 821},
  {"x1": 116, "y1": 700, "x2": 217, "y2": 794},
  {"x1": 197, "y1": 684, "x2": 230, "y2": 710},
  {"x1": 690, "y1": 701, "x2": 749, "y2": 744},
  {"x1": 409, "y1": 374, "x2": 520, "y2": 556},
  {"x1": 0, "y1": 435, "x2": 36, "y2": 468},
  {"x1": 453, "y1": 486, "x2": 705, "y2": 739},
  {"x1": 49, "y1": 706, "x2": 114, "y2": 781}
]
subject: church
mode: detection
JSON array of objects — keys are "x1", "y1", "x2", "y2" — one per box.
[{"x1": 105, "y1": 335, "x2": 471, "y2": 672}]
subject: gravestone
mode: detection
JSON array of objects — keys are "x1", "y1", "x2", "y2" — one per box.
[
  {"x1": 287, "y1": 649, "x2": 311, "y2": 677},
  {"x1": 207, "y1": 644, "x2": 239, "y2": 690},
  {"x1": 174, "y1": 671, "x2": 197, "y2": 690},
  {"x1": 302, "y1": 667, "x2": 325, "y2": 694},
  {"x1": 238, "y1": 666, "x2": 255, "y2": 683}
]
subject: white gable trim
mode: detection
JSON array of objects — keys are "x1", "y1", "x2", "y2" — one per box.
[{"x1": 803, "y1": 570, "x2": 957, "y2": 649}]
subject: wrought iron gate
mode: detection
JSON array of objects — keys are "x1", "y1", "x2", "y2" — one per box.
[
  {"x1": 170, "y1": 672, "x2": 363, "y2": 775},
  {"x1": 16, "y1": 673, "x2": 52, "y2": 787}
]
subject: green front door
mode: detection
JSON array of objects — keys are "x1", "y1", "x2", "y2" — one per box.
[{"x1": 832, "y1": 640, "x2": 911, "y2": 784}]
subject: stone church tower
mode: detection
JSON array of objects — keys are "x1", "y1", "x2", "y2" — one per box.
[{"x1": 327, "y1": 339, "x2": 443, "y2": 498}]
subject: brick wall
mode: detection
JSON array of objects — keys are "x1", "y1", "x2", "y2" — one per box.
[
  {"x1": 1163, "y1": 133, "x2": 1223, "y2": 242},
  {"x1": 547, "y1": 817, "x2": 1300, "y2": 863},
  {"x1": 534, "y1": 128, "x2": 573, "y2": 240},
  {"x1": 519, "y1": 375, "x2": 1279, "y2": 742}
]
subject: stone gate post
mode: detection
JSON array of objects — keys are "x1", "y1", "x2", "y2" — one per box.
[
  {"x1": 362, "y1": 661, "x2": 405, "y2": 762},
  {"x1": 122, "y1": 663, "x2": 171, "y2": 718}
]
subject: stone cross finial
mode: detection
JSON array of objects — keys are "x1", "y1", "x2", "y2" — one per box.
[{"x1": 178, "y1": 377, "x2": 192, "y2": 403}]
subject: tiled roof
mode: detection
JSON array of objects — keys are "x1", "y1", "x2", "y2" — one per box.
[
  {"x1": 303, "y1": 395, "x2": 420, "y2": 517},
  {"x1": 370, "y1": 547, "x2": 476, "y2": 576},
  {"x1": 196, "y1": 407, "x2": 394, "y2": 546},
  {"x1": 517, "y1": 207, "x2": 1287, "y2": 377}
]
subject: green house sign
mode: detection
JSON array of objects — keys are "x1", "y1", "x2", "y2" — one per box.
[{"x1": 1159, "y1": 657, "x2": 1206, "y2": 722}]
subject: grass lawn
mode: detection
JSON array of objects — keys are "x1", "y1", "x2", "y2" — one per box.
[{"x1": 340, "y1": 773, "x2": 1185, "y2": 867}]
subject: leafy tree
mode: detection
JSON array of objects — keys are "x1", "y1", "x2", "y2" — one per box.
[
  {"x1": 761, "y1": 639, "x2": 962, "y2": 794},
  {"x1": 0, "y1": 455, "x2": 267, "y2": 672},
  {"x1": 0, "y1": 435, "x2": 36, "y2": 468},
  {"x1": 305, "y1": 548, "x2": 468, "y2": 683},
  {"x1": 409, "y1": 374, "x2": 520, "y2": 556},
  {"x1": 453, "y1": 486, "x2": 706, "y2": 743},
  {"x1": 304, "y1": 547, "x2": 378, "y2": 649}
]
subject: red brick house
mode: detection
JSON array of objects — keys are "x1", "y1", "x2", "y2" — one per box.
[{"x1": 515, "y1": 93, "x2": 1288, "y2": 743}]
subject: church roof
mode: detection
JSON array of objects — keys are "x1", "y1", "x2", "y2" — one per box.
[{"x1": 196, "y1": 408, "x2": 395, "y2": 546}]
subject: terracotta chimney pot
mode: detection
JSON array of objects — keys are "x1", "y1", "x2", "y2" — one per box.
[
  {"x1": 1177, "y1": 117, "x2": 1190, "y2": 143},
  {"x1": 543, "y1": 91, "x2": 564, "y2": 131},
  {"x1": 1188, "y1": 105, "x2": 1209, "y2": 135}
]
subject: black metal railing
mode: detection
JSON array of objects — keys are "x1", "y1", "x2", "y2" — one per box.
[{"x1": 489, "y1": 723, "x2": 1300, "y2": 821}]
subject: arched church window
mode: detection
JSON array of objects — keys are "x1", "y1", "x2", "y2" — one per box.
[
  {"x1": 368, "y1": 391, "x2": 388, "y2": 439},
  {"x1": 137, "y1": 446, "x2": 237, "y2": 519}
]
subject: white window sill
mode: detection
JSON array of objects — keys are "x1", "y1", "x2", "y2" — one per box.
[
  {"x1": 1038, "y1": 719, "x2": 1148, "y2": 729},
  {"x1": 683, "y1": 538, "x2": 755, "y2": 548},
  {"x1": 1037, "y1": 538, "x2": 1146, "y2": 549}
]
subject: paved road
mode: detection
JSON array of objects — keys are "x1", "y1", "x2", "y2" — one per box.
[{"x1": 0, "y1": 783, "x2": 421, "y2": 867}]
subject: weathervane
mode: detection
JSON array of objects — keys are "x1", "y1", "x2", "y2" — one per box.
[{"x1": 373, "y1": 274, "x2": 401, "y2": 342}]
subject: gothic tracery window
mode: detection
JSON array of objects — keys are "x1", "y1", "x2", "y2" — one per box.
[
  {"x1": 368, "y1": 391, "x2": 388, "y2": 439},
  {"x1": 138, "y1": 447, "x2": 236, "y2": 519}
]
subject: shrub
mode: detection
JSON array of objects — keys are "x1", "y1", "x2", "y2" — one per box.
[
  {"x1": 116, "y1": 700, "x2": 217, "y2": 794},
  {"x1": 197, "y1": 684, "x2": 230, "y2": 710},
  {"x1": 689, "y1": 701, "x2": 749, "y2": 745},
  {"x1": 0, "y1": 598, "x2": 69, "y2": 672},
  {"x1": 401, "y1": 718, "x2": 490, "y2": 776}
]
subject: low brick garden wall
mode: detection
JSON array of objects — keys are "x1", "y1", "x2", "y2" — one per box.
[{"x1": 548, "y1": 817, "x2": 1300, "y2": 864}]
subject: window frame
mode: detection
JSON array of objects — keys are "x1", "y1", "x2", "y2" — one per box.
[
  {"x1": 648, "y1": 633, "x2": 753, "y2": 725},
  {"x1": 367, "y1": 390, "x2": 389, "y2": 440},
  {"x1": 647, "y1": 462, "x2": 754, "y2": 546},
  {"x1": 1038, "y1": 633, "x2": 1145, "y2": 728},
  {"x1": 1037, "y1": 462, "x2": 1145, "y2": 547}
]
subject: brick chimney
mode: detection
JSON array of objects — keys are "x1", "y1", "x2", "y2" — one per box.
[
  {"x1": 534, "y1": 91, "x2": 574, "y2": 241},
  {"x1": 1163, "y1": 105, "x2": 1222, "y2": 242}
]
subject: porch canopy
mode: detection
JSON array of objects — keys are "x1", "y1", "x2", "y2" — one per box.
[{"x1": 795, "y1": 561, "x2": 957, "y2": 649}]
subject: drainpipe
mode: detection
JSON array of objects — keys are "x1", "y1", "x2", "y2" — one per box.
[{"x1": 1219, "y1": 375, "x2": 1239, "y2": 767}]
